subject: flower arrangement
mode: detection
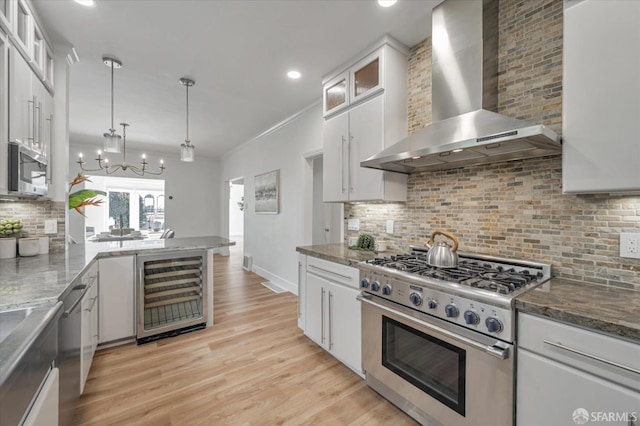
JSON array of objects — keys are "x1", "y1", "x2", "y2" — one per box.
[{"x1": 68, "y1": 173, "x2": 106, "y2": 216}]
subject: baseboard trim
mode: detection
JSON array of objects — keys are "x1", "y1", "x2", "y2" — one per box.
[{"x1": 253, "y1": 264, "x2": 297, "y2": 295}]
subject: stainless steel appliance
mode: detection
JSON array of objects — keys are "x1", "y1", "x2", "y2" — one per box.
[
  {"x1": 136, "y1": 250, "x2": 208, "y2": 344},
  {"x1": 8, "y1": 142, "x2": 48, "y2": 196},
  {"x1": 361, "y1": 0, "x2": 560, "y2": 174},
  {"x1": 358, "y1": 246, "x2": 551, "y2": 426}
]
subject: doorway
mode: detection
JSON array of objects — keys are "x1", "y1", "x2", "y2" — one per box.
[
  {"x1": 229, "y1": 178, "x2": 245, "y2": 255},
  {"x1": 312, "y1": 156, "x2": 341, "y2": 245}
]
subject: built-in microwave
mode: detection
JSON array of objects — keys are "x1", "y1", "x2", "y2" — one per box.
[{"x1": 8, "y1": 142, "x2": 48, "y2": 196}]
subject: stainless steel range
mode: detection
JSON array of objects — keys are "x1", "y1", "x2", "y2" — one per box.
[{"x1": 357, "y1": 246, "x2": 551, "y2": 426}]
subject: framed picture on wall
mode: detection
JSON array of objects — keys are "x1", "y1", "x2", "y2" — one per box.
[{"x1": 254, "y1": 170, "x2": 279, "y2": 214}]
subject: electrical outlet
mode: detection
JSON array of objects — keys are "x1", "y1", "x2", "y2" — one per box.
[
  {"x1": 386, "y1": 220, "x2": 394, "y2": 234},
  {"x1": 620, "y1": 233, "x2": 640, "y2": 259},
  {"x1": 44, "y1": 219, "x2": 57, "y2": 235},
  {"x1": 347, "y1": 219, "x2": 360, "y2": 231}
]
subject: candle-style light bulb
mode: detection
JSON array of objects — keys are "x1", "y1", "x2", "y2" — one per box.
[
  {"x1": 78, "y1": 153, "x2": 84, "y2": 159},
  {"x1": 142, "y1": 153, "x2": 146, "y2": 159},
  {"x1": 97, "y1": 149, "x2": 102, "y2": 155}
]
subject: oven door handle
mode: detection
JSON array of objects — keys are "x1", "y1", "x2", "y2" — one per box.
[{"x1": 357, "y1": 294, "x2": 511, "y2": 360}]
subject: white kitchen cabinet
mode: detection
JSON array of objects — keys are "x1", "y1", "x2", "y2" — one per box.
[
  {"x1": 12, "y1": 0, "x2": 30, "y2": 58},
  {"x1": 80, "y1": 269, "x2": 98, "y2": 394},
  {"x1": 562, "y1": 0, "x2": 640, "y2": 193},
  {"x1": 297, "y1": 253, "x2": 306, "y2": 330},
  {"x1": 98, "y1": 256, "x2": 135, "y2": 345},
  {"x1": 22, "y1": 367, "x2": 59, "y2": 426},
  {"x1": 304, "y1": 256, "x2": 362, "y2": 376},
  {"x1": 322, "y1": 36, "x2": 408, "y2": 202},
  {"x1": 0, "y1": 31, "x2": 8, "y2": 195},
  {"x1": 323, "y1": 71, "x2": 349, "y2": 117},
  {"x1": 517, "y1": 313, "x2": 640, "y2": 426},
  {"x1": 0, "y1": 0, "x2": 14, "y2": 35},
  {"x1": 8, "y1": 44, "x2": 32, "y2": 147}
]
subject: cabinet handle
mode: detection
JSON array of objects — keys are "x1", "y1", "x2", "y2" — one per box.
[
  {"x1": 46, "y1": 115, "x2": 53, "y2": 183},
  {"x1": 308, "y1": 264, "x2": 352, "y2": 281},
  {"x1": 321, "y1": 287, "x2": 326, "y2": 344},
  {"x1": 543, "y1": 340, "x2": 640, "y2": 375},
  {"x1": 36, "y1": 100, "x2": 42, "y2": 147},
  {"x1": 348, "y1": 135, "x2": 354, "y2": 192},
  {"x1": 328, "y1": 290, "x2": 333, "y2": 350},
  {"x1": 27, "y1": 98, "x2": 35, "y2": 144},
  {"x1": 341, "y1": 136, "x2": 347, "y2": 193}
]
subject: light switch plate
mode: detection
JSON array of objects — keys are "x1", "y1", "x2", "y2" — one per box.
[
  {"x1": 386, "y1": 220, "x2": 394, "y2": 234},
  {"x1": 620, "y1": 233, "x2": 640, "y2": 259},
  {"x1": 44, "y1": 219, "x2": 57, "y2": 234},
  {"x1": 347, "y1": 219, "x2": 360, "y2": 231}
]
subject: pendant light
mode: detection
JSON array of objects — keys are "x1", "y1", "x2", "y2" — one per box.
[
  {"x1": 103, "y1": 57, "x2": 122, "y2": 153},
  {"x1": 179, "y1": 77, "x2": 195, "y2": 162}
]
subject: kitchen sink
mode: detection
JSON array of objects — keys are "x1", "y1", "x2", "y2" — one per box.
[{"x1": 0, "y1": 307, "x2": 35, "y2": 345}]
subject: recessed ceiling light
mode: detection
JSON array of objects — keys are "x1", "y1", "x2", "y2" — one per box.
[
  {"x1": 287, "y1": 70, "x2": 301, "y2": 79},
  {"x1": 74, "y1": 0, "x2": 95, "y2": 6},
  {"x1": 378, "y1": 0, "x2": 398, "y2": 7}
]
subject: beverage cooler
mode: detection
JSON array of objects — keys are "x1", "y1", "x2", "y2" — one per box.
[{"x1": 136, "y1": 250, "x2": 208, "y2": 344}]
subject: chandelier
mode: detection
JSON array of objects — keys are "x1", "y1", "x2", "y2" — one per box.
[
  {"x1": 77, "y1": 122, "x2": 165, "y2": 176},
  {"x1": 179, "y1": 77, "x2": 195, "y2": 162}
]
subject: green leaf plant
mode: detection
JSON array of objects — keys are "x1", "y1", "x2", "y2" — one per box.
[{"x1": 68, "y1": 173, "x2": 106, "y2": 217}]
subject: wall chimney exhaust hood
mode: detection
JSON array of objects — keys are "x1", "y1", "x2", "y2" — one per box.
[{"x1": 361, "y1": 0, "x2": 560, "y2": 174}]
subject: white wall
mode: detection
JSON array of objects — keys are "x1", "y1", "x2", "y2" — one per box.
[
  {"x1": 219, "y1": 103, "x2": 323, "y2": 293},
  {"x1": 69, "y1": 143, "x2": 221, "y2": 239}
]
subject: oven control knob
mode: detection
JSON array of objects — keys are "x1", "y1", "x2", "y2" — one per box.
[
  {"x1": 464, "y1": 310, "x2": 480, "y2": 325},
  {"x1": 445, "y1": 304, "x2": 459, "y2": 318},
  {"x1": 360, "y1": 278, "x2": 370, "y2": 289},
  {"x1": 382, "y1": 284, "x2": 393, "y2": 295},
  {"x1": 485, "y1": 317, "x2": 503, "y2": 333},
  {"x1": 371, "y1": 281, "x2": 381, "y2": 292},
  {"x1": 427, "y1": 300, "x2": 438, "y2": 309},
  {"x1": 409, "y1": 292, "x2": 423, "y2": 307}
]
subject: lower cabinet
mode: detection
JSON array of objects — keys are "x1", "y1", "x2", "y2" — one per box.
[
  {"x1": 79, "y1": 277, "x2": 98, "y2": 394},
  {"x1": 22, "y1": 367, "x2": 59, "y2": 426},
  {"x1": 303, "y1": 255, "x2": 362, "y2": 376},
  {"x1": 517, "y1": 313, "x2": 640, "y2": 426},
  {"x1": 98, "y1": 256, "x2": 135, "y2": 345}
]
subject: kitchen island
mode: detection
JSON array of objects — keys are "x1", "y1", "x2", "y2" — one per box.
[{"x1": 0, "y1": 236, "x2": 235, "y2": 310}]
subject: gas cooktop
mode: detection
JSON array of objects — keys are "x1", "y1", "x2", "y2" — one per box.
[{"x1": 358, "y1": 246, "x2": 552, "y2": 341}]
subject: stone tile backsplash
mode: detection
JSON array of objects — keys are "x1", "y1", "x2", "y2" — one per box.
[
  {"x1": 345, "y1": 0, "x2": 640, "y2": 291},
  {"x1": 0, "y1": 199, "x2": 66, "y2": 252}
]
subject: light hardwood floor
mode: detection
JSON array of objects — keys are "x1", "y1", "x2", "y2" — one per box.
[{"x1": 73, "y1": 246, "x2": 417, "y2": 425}]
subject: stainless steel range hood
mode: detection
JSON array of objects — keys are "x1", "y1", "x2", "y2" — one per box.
[{"x1": 361, "y1": 0, "x2": 560, "y2": 174}]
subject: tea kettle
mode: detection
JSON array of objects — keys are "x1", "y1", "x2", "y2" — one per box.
[{"x1": 425, "y1": 229, "x2": 459, "y2": 268}]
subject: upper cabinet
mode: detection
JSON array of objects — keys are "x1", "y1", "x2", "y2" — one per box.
[
  {"x1": 0, "y1": 0, "x2": 15, "y2": 34},
  {"x1": 562, "y1": 0, "x2": 640, "y2": 193},
  {"x1": 0, "y1": 32, "x2": 8, "y2": 195},
  {"x1": 322, "y1": 36, "x2": 408, "y2": 202}
]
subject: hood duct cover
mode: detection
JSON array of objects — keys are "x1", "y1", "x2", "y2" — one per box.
[{"x1": 361, "y1": 0, "x2": 560, "y2": 174}]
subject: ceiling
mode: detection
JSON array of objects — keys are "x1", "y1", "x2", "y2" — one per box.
[{"x1": 33, "y1": 0, "x2": 440, "y2": 159}]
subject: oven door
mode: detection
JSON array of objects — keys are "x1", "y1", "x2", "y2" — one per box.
[{"x1": 359, "y1": 293, "x2": 514, "y2": 426}]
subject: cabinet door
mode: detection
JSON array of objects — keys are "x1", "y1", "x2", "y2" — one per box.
[
  {"x1": 98, "y1": 256, "x2": 135, "y2": 344},
  {"x1": 22, "y1": 367, "x2": 59, "y2": 426},
  {"x1": 322, "y1": 110, "x2": 349, "y2": 202},
  {"x1": 304, "y1": 272, "x2": 328, "y2": 349},
  {"x1": 350, "y1": 48, "x2": 383, "y2": 105},
  {"x1": 297, "y1": 253, "x2": 306, "y2": 330},
  {"x1": 8, "y1": 46, "x2": 32, "y2": 146},
  {"x1": 517, "y1": 349, "x2": 640, "y2": 426},
  {"x1": 0, "y1": 32, "x2": 8, "y2": 194},
  {"x1": 327, "y1": 282, "x2": 361, "y2": 374},
  {"x1": 562, "y1": 0, "x2": 640, "y2": 193},
  {"x1": 348, "y1": 95, "x2": 384, "y2": 201},
  {"x1": 0, "y1": 0, "x2": 14, "y2": 34},
  {"x1": 323, "y1": 71, "x2": 349, "y2": 117},
  {"x1": 80, "y1": 282, "x2": 96, "y2": 394}
]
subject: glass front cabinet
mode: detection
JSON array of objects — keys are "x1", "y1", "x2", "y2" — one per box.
[
  {"x1": 0, "y1": 0, "x2": 14, "y2": 34},
  {"x1": 322, "y1": 46, "x2": 386, "y2": 118}
]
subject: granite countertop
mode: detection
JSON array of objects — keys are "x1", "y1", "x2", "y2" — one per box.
[
  {"x1": 0, "y1": 236, "x2": 235, "y2": 310},
  {"x1": 296, "y1": 243, "x2": 385, "y2": 267},
  {"x1": 515, "y1": 278, "x2": 640, "y2": 343}
]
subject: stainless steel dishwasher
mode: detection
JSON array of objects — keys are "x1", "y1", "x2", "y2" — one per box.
[{"x1": 136, "y1": 250, "x2": 207, "y2": 344}]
